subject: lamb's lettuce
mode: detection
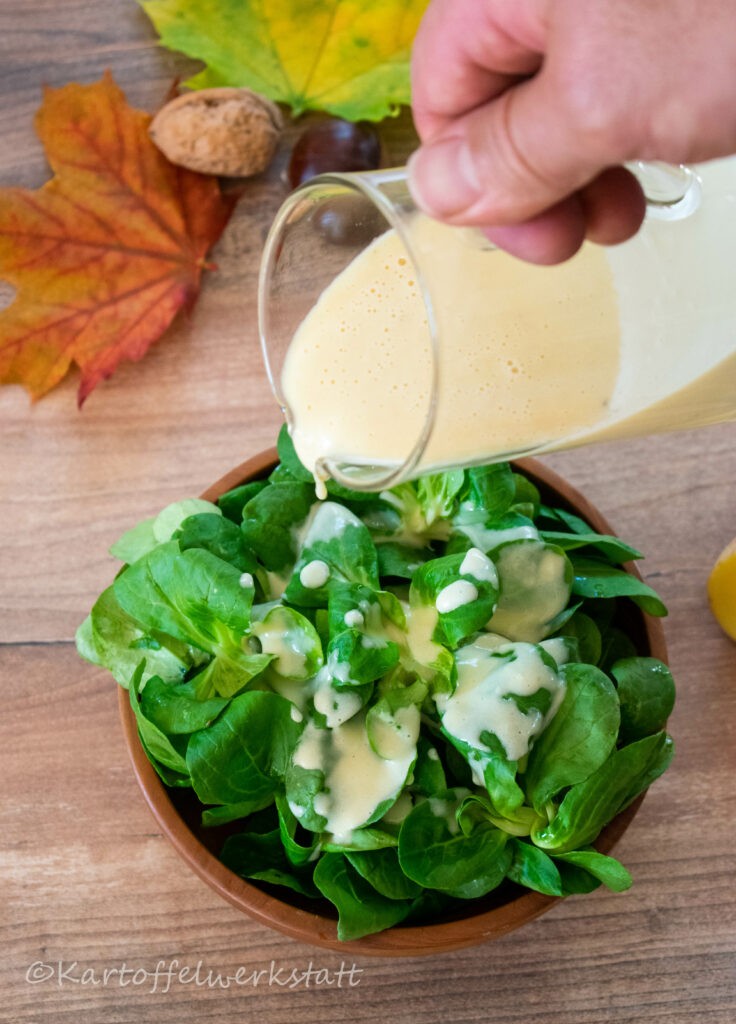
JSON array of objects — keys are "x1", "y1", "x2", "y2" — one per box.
[
  {"x1": 313, "y1": 853, "x2": 413, "y2": 941},
  {"x1": 175, "y1": 512, "x2": 257, "y2": 574},
  {"x1": 110, "y1": 498, "x2": 221, "y2": 564},
  {"x1": 221, "y1": 828, "x2": 319, "y2": 898},
  {"x1": 398, "y1": 790, "x2": 512, "y2": 898},
  {"x1": 571, "y1": 556, "x2": 668, "y2": 616},
  {"x1": 346, "y1": 847, "x2": 423, "y2": 900},
  {"x1": 187, "y1": 690, "x2": 302, "y2": 809},
  {"x1": 411, "y1": 736, "x2": 447, "y2": 797},
  {"x1": 77, "y1": 439, "x2": 675, "y2": 941},
  {"x1": 284, "y1": 501, "x2": 380, "y2": 606},
  {"x1": 77, "y1": 585, "x2": 201, "y2": 688},
  {"x1": 251, "y1": 605, "x2": 323, "y2": 681},
  {"x1": 410, "y1": 550, "x2": 499, "y2": 648},
  {"x1": 486, "y1": 539, "x2": 573, "y2": 642},
  {"x1": 113, "y1": 542, "x2": 272, "y2": 695},
  {"x1": 364, "y1": 480, "x2": 455, "y2": 546},
  {"x1": 376, "y1": 541, "x2": 431, "y2": 580},
  {"x1": 217, "y1": 479, "x2": 268, "y2": 524},
  {"x1": 532, "y1": 731, "x2": 674, "y2": 852},
  {"x1": 611, "y1": 657, "x2": 676, "y2": 743},
  {"x1": 524, "y1": 662, "x2": 621, "y2": 813},
  {"x1": 324, "y1": 583, "x2": 402, "y2": 685},
  {"x1": 129, "y1": 663, "x2": 189, "y2": 777},
  {"x1": 327, "y1": 629, "x2": 399, "y2": 685},
  {"x1": 464, "y1": 463, "x2": 516, "y2": 520},
  {"x1": 241, "y1": 482, "x2": 314, "y2": 571},
  {"x1": 415, "y1": 468, "x2": 466, "y2": 525},
  {"x1": 138, "y1": 672, "x2": 229, "y2": 734}
]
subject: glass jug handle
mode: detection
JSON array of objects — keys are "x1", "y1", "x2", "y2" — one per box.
[{"x1": 630, "y1": 161, "x2": 702, "y2": 220}]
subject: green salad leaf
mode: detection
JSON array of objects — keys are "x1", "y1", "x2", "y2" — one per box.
[
  {"x1": 410, "y1": 550, "x2": 499, "y2": 648},
  {"x1": 611, "y1": 657, "x2": 676, "y2": 743},
  {"x1": 129, "y1": 663, "x2": 190, "y2": 777},
  {"x1": 77, "y1": 585, "x2": 201, "y2": 688},
  {"x1": 221, "y1": 828, "x2": 320, "y2": 898},
  {"x1": 138, "y1": 673, "x2": 229, "y2": 734},
  {"x1": 313, "y1": 854, "x2": 413, "y2": 942},
  {"x1": 571, "y1": 556, "x2": 668, "y2": 616},
  {"x1": 532, "y1": 732, "x2": 674, "y2": 852},
  {"x1": 398, "y1": 790, "x2": 512, "y2": 898},
  {"x1": 187, "y1": 690, "x2": 302, "y2": 808},
  {"x1": 506, "y1": 839, "x2": 563, "y2": 896},
  {"x1": 110, "y1": 498, "x2": 221, "y2": 564},
  {"x1": 285, "y1": 501, "x2": 380, "y2": 606},
  {"x1": 241, "y1": 482, "x2": 314, "y2": 572},
  {"x1": 77, "y1": 437, "x2": 676, "y2": 940},
  {"x1": 523, "y1": 662, "x2": 621, "y2": 813},
  {"x1": 176, "y1": 512, "x2": 257, "y2": 573}
]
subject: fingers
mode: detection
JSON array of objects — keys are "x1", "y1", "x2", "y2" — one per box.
[
  {"x1": 480, "y1": 167, "x2": 647, "y2": 265},
  {"x1": 482, "y1": 196, "x2": 587, "y2": 266},
  {"x1": 408, "y1": 0, "x2": 650, "y2": 255},
  {"x1": 408, "y1": 74, "x2": 608, "y2": 228},
  {"x1": 408, "y1": 0, "x2": 717, "y2": 263},
  {"x1": 580, "y1": 166, "x2": 647, "y2": 246},
  {"x1": 410, "y1": 0, "x2": 547, "y2": 141}
]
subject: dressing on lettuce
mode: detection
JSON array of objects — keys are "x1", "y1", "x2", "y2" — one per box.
[{"x1": 77, "y1": 425, "x2": 675, "y2": 941}]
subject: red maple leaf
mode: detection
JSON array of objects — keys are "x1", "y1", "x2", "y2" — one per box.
[{"x1": 0, "y1": 72, "x2": 236, "y2": 405}]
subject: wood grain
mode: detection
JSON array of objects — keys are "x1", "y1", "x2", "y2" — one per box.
[{"x1": 1, "y1": 2, "x2": 735, "y2": 1022}]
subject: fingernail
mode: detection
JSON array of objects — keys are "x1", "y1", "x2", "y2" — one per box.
[{"x1": 407, "y1": 138, "x2": 482, "y2": 217}]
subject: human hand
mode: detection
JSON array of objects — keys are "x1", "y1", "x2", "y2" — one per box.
[{"x1": 408, "y1": 0, "x2": 736, "y2": 264}]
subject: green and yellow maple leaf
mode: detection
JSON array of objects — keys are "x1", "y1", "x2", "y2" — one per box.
[{"x1": 140, "y1": 0, "x2": 429, "y2": 121}]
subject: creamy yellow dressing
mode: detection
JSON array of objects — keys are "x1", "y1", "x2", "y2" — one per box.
[
  {"x1": 299, "y1": 559, "x2": 330, "y2": 589},
  {"x1": 313, "y1": 669, "x2": 363, "y2": 727},
  {"x1": 267, "y1": 673, "x2": 314, "y2": 714},
  {"x1": 404, "y1": 603, "x2": 444, "y2": 669},
  {"x1": 292, "y1": 712, "x2": 416, "y2": 842},
  {"x1": 380, "y1": 790, "x2": 414, "y2": 824},
  {"x1": 343, "y1": 609, "x2": 365, "y2": 629},
  {"x1": 298, "y1": 501, "x2": 359, "y2": 545},
  {"x1": 459, "y1": 547, "x2": 498, "y2": 585},
  {"x1": 457, "y1": 521, "x2": 539, "y2": 552},
  {"x1": 368, "y1": 703, "x2": 420, "y2": 761},
  {"x1": 281, "y1": 159, "x2": 736, "y2": 483},
  {"x1": 539, "y1": 637, "x2": 571, "y2": 668},
  {"x1": 486, "y1": 540, "x2": 571, "y2": 643},
  {"x1": 251, "y1": 607, "x2": 319, "y2": 679},
  {"x1": 436, "y1": 579, "x2": 478, "y2": 613},
  {"x1": 263, "y1": 569, "x2": 289, "y2": 599},
  {"x1": 437, "y1": 636, "x2": 566, "y2": 762},
  {"x1": 253, "y1": 624, "x2": 308, "y2": 677}
]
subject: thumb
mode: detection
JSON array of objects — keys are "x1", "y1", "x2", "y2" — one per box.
[{"x1": 407, "y1": 74, "x2": 610, "y2": 227}]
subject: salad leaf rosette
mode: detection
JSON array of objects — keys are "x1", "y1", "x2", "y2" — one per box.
[{"x1": 77, "y1": 425, "x2": 675, "y2": 940}]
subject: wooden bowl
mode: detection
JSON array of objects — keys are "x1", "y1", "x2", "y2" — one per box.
[{"x1": 119, "y1": 449, "x2": 667, "y2": 956}]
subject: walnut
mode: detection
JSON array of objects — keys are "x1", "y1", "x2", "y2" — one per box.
[{"x1": 149, "y1": 88, "x2": 283, "y2": 177}]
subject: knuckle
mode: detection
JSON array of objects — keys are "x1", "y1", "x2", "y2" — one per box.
[{"x1": 554, "y1": 67, "x2": 642, "y2": 163}]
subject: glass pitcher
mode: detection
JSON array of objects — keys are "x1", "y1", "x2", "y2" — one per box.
[{"x1": 258, "y1": 159, "x2": 736, "y2": 492}]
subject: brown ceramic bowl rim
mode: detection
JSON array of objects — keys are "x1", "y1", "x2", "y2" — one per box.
[{"x1": 119, "y1": 449, "x2": 667, "y2": 957}]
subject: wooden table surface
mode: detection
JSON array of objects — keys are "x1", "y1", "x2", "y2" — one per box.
[{"x1": 1, "y1": 3, "x2": 735, "y2": 1022}]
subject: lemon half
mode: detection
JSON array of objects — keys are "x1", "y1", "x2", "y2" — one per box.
[{"x1": 708, "y1": 538, "x2": 736, "y2": 641}]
